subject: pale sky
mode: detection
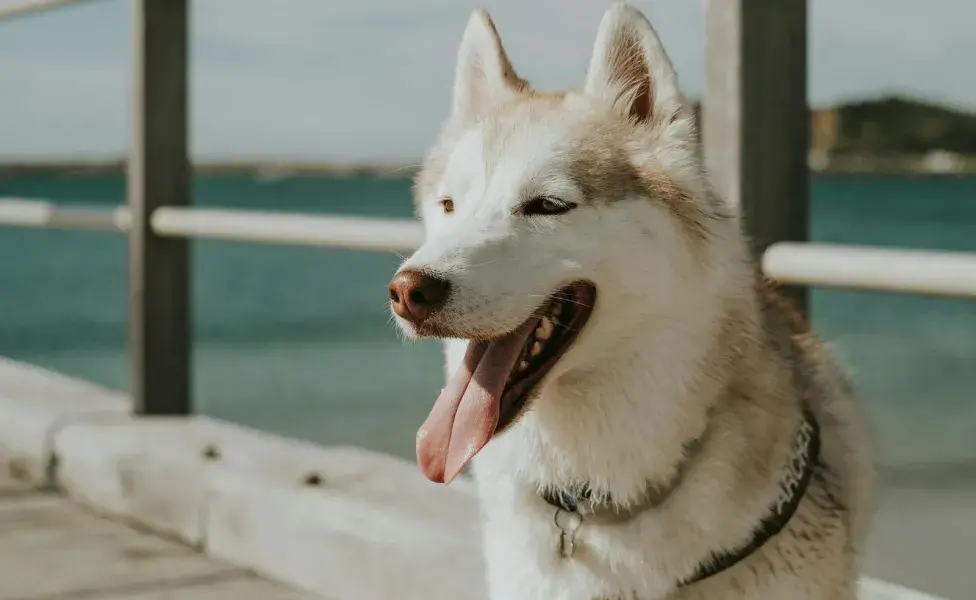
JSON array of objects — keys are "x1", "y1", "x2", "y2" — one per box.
[{"x1": 0, "y1": 0, "x2": 973, "y2": 162}]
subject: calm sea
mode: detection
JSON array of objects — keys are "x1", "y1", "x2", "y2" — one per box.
[{"x1": 1, "y1": 173, "x2": 974, "y2": 468}]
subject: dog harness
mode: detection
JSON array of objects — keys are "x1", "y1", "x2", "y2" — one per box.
[{"x1": 541, "y1": 407, "x2": 821, "y2": 588}]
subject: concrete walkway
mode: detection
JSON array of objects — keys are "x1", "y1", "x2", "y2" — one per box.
[{"x1": 0, "y1": 471, "x2": 323, "y2": 600}]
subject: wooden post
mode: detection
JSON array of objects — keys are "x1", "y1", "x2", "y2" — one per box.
[
  {"x1": 703, "y1": 0, "x2": 810, "y2": 313},
  {"x1": 128, "y1": 0, "x2": 192, "y2": 415}
]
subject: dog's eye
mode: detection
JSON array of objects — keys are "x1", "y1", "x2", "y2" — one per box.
[
  {"x1": 521, "y1": 196, "x2": 577, "y2": 216},
  {"x1": 439, "y1": 196, "x2": 455, "y2": 214}
]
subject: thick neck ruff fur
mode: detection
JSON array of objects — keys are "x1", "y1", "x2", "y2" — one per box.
[{"x1": 391, "y1": 4, "x2": 875, "y2": 599}]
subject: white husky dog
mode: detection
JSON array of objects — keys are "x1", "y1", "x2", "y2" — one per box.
[{"x1": 388, "y1": 4, "x2": 874, "y2": 599}]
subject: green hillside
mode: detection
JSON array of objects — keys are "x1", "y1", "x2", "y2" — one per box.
[
  {"x1": 831, "y1": 96, "x2": 976, "y2": 155},
  {"x1": 691, "y1": 95, "x2": 976, "y2": 156}
]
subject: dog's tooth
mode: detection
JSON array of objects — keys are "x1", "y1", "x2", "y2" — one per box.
[
  {"x1": 537, "y1": 317, "x2": 554, "y2": 340},
  {"x1": 518, "y1": 360, "x2": 529, "y2": 371},
  {"x1": 531, "y1": 341, "x2": 543, "y2": 357}
]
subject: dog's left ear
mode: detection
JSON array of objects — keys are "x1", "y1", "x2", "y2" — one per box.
[
  {"x1": 584, "y1": 3, "x2": 682, "y2": 125},
  {"x1": 452, "y1": 10, "x2": 526, "y2": 121}
]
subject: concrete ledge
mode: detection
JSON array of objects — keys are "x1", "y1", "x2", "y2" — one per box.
[
  {"x1": 0, "y1": 358, "x2": 128, "y2": 483},
  {"x1": 0, "y1": 358, "x2": 945, "y2": 600},
  {"x1": 858, "y1": 579, "x2": 949, "y2": 600},
  {"x1": 0, "y1": 358, "x2": 483, "y2": 600},
  {"x1": 54, "y1": 416, "x2": 484, "y2": 600},
  {"x1": 206, "y1": 465, "x2": 481, "y2": 600}
]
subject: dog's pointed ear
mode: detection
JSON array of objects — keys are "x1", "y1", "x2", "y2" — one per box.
[
  {"x1": 584, "y1": 3, "x2": 682, "y2": 125},
  {"x1": 452, "y1": 10, "x2": 525, "y2": 120}
]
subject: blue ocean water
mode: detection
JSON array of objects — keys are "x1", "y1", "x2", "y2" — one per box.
[{"x1": 0, "y1": 173, "x2": 973, "y2": 467}]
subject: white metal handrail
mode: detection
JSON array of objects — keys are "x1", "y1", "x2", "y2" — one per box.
[
  {"x1": 1, "y1": 197, "x2": 975, "y2": 299},
  {"x1": 152, "y1": 206, "x2": 424, "y2": 253},
  {"x1": 0, "y1": 198, "x2": 425, "y2": 252},
  {"x1": 0, "y1": 197, "x2": 130, "y2": 231},
  {"x1": 0, "y1": 0, "x2": 95, "y2": 22},
  {"x1": 764, "y1": 242, "x2": 976, "y2": 299}
]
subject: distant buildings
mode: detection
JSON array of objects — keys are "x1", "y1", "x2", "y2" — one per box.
[{"x1": 810, "y1": 108, "x2": 839, "y2": 154}]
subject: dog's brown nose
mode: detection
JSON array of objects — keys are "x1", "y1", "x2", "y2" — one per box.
[{"x1": 388, "y1": 269, "x2": 451, "y2": 324}]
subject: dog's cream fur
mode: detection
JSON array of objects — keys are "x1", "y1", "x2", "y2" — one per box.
[{"x1": 393, "y1": 4, "x2": 875, "y2": 599}]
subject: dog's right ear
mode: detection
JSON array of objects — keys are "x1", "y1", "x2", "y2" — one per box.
[{"x1": 451, "y1": 10, "x2": 525, "y2": 121}]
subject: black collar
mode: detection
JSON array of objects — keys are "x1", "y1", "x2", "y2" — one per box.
[
  {"x1": 679, "y1": 407, "x2": 820, "y2": 587},
  {"x1": 541, "y1": 406, "x2": 821, "y2": 588},
  {"x1": 541, "y1": 483, "x2": 594, "y2": 513}
]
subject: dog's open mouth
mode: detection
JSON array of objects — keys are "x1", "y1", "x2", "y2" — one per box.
[{"x1": 416, "y1": 282, "x2": 596, "y2": 484}]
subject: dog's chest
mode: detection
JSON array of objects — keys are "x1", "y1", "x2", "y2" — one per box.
[
  {"x1": 469, "y1": 409, "x2": 682, "y2": 599},
  {"x1": 473, "y1": 470, "x2": 675, "y2": 600},
  {"x1": 477, "y1": 500, "x2": 623, "y2": 600}
]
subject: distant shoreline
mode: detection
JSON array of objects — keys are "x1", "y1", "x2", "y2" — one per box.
[
  {"x1": 2, "y1": 153, "x2": 976, "y2": 178},
  {"x1": 0, "y1": 159, "x2": 422, "y2": 179}
]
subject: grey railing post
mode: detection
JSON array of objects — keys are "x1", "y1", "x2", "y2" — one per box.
[
  {"x1": 703, "y1": 0, "x2": 810, "y2": 313},
  {"x1": 128, "y1": 0, "x2": 192, "y2": 415}
]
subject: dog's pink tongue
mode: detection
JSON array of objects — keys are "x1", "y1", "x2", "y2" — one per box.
[{"x1": 416, "y1": 322, "x2": 534, "y2": 484}]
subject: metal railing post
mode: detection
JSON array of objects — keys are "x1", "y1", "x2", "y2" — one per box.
[
  {"x1": 704, "y1": 0, "x2": 810, "y2": 313},
  {"x1": 128, "y1": 0, "x2": 192, "y2": 415}
]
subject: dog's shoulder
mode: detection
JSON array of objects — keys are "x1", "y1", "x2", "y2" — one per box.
[{"x1": 756, "y1": 274, "x2": 876, "y2": 560}]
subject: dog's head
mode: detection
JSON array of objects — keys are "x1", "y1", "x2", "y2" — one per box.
[{"x1": 390, "y1": 4, "x2": 740, "y2": 483}]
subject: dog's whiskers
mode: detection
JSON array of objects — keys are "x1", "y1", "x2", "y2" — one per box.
[
  {"x1": 464, "y1": 258, "x2": 503, "y2": 269},
  {"x1": 526, "y1": 292, "x2": 591, "y2": 307}
]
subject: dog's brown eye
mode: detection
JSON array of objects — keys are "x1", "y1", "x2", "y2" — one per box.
[
  {"x1": 521, "y1": 196, "x2": 576, "y2": 216},
  {"x1": 440, "y1": 197, "x2": 455, "y2": 214}
]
